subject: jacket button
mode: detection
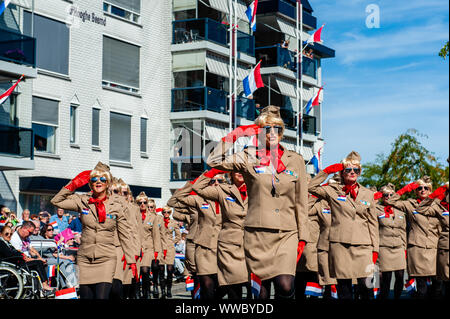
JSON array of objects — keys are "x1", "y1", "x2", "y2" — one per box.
[{"x1": 275, "y1": 209, "x2": 280, "y2": 213}]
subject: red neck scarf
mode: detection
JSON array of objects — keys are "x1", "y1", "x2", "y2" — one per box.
[
  {"x1": 384, "y1": 205, "x2": 394, "y2": 218},
  {"x1": 238, "y1": 184, "x2": 247, "y2": 201},
  {"x1": 215, "y1": 201, "x2": 220, "y2": 215},
  {"x1": 343, "y1": 183, "x2": 359, "y2": 200},
  {"x1": 89, "y1": 196, "x2": 107, "y2": 223},
  {"x1": 441, "y1": 201, "x2": 449, "y2": 211},
  {"x1": 141, "y1": 210, "x2": 146, "y2": 222},
  {"x1": 417, "y1": 198, "x2": 422, "y2": 204},
  {"x1": 164, "y1": 217, "x2": 170, "y2": 228},
  {"x1": 256, "y1": 145, "x2": 286, "y2": 174}
]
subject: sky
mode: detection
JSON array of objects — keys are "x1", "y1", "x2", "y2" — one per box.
[{"x1": 310, "y1": 0, "x2": 449, "y2": 168}]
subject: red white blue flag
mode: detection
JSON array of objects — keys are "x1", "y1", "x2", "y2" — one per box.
[
  {"x1": 305, "y1": 282, "x2": 323, "y2": 297},
  {"x1": 47, "y1": 265, "x2": 56, "y2": 279},
  {"x1": 331, "y1": 285, "x2": 338, "y2": 299},
  {"x1": 194, "y1": 283, "x2": 201, "y2": 299},
  {"x1": 251, "y1": 273, "x2": 262, "y2": 298},
  {"x1": 55, "y1": 287, "x2": 78, "y2": 299},
  {"x1": 0, "y1": 0, "x2": 11, "y2": 16},
  {"x1": 0, "y1": 75, "x2": 23, "y2": 105},
  {"x1": 186, "y1": 276, "x2": 194, "y2": 291},
  {"x1": 245, "y1": 0, "x2": 258, "y2": 32},
  {"x1": 305, "y1": 86, "x2": 323, "y2": 115},
  {"x1": 373, "y1": 288, "x2": 379, "y2": 299},
  {"x1": 405, "y1": 278, "x2": 416, "y2": 294},
  {"x1": 243, "y1": 62, "x2": 264, "y2": 98},
  {"x1": 307, "y1": 24, "x2": 325, "y2": 44}
]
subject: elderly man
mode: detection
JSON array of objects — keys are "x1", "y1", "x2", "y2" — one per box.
[
  {"x1": 10, "y1": 221, "x2": 47, "y2": 264},
  {"x1": 20, "y1": 209, "x2": 31, "y2": 223},
  {"x1": 29, "y1": 220, "x2": 44, "y2": 240},
  {"x1": 49, "y1": 208, "x2": 70, "y2": 234}
]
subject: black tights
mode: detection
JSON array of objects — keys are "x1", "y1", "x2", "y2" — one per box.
[
  {"x1": 80, "y1": 282, "x2": 112, "y2": 300},
  {"x1": 109, "y1": 279, "x2": 123, "y2": 300},
  {"x1": 199, "y1": 274, "x2": 225, "y2": 300},
  {"x1": 258, "y1": 275, "x2": 295, "y2": 300},
  {"x1": 337, "y1": 278, "x2": 373, "y2": 300},
  {"x1": 379, "y1": 270, "x2": 404, "y2": 300},
  {"x1": 141, "y1": 266, "x2": 151, "y2": 299},
  {"x1": 159, "y1": 264, "x2": 175, "y2": 295},
  {"x1": 151, "y1": 260, "x2": 160, "y2": 294},
  {"x1": 223, "y1": 283, "x2": 252, "y2": 300}
]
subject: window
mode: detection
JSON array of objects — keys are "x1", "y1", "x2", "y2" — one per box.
[
  {"x1": 23, "y1": 11, "x2": 70, "y2": 75},
  {"x1": 92, "y1": 108, "x2": 100, "y2": 147},
  {"x1": 109, "y1": 112, "x2": 131, "y2": 163},
  {"x1": 102, "y1": 36, "x2": 140, "y2": 93},
  {"x1": 140, "y1": 117, "x2": 147, "y2": 154},
  {"x1": 174, "y1": 70, "x2": 204, "y2": 88},
  {"x1": 0, "y1": 84, "x2": 18, "y2": 126},
  {"x1": 32, "y1": 96, "x2": 59, "y2": 154},
  {"x1": 103, "y1": 0, "x2": 141, "y2": 23},
  {"x1": 70, "y1": 105, "x2": 77, "y2": 144}
]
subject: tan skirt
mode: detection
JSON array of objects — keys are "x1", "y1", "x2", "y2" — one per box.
[
  {"x1": 378, "y1": 246, "x2": 406, "y2": 272},
  {"x1": 160, "y1": 246, "x2": 176, "y2": 265},
  {"x1": 195, "y1": 245, "x2": 218, "y2": 276},
  {"x1": 141, "y1": 246, "x2": 156, "y2": 267},
  {"x1": 78, "y1": 255, "x2": 116, "y2": 285},
  {"x1": 184, "y1": 239, "x2": 197, "y2": 275},
  {"x1": 437, "y1": 249, "x2": 449, "y2": 281},
  {"x1": 407, "y1": 245, "x2": 437, "y2": 277},
  {"x1": 113, "y1": 246, "x2": 125, "y2": 281},
  {"x1": 217, "y1": 240, "x2": 249, "y2": 286},
  {"x1": 317, "y1": 249, "x2": 337, "y2": 286},
  {"x1": 244, "y1": 228, "x2": 297, "y2": 281},
  {"x1": 329, "y1": 242, "x2": 373, "y2": 279},
  {"x1": 296, "y1": 241, "x2": 318, "y2": 272}
]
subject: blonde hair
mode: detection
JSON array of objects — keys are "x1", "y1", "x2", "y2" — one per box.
[
  {"x1": 135, "y1": 192, "x2": 148, "y2": 203},
  {"x1": 416, "y1": 176, "x2": 433, "y2": 192},
  {"x1": 380, "y1": 183, "x2": 395, "y2": 194},
  {"x1": 89, "y1": 170, "x2": 112, "y2": 190},
  {"x1": 341, "y1": 151, "x2": 362, "y2": 170},
  {"x1": 255, "y1": 105, "x2": 285, "y2": 136},
  {"x1": 162, "y1": 206, "x2": 172, "y2": 214}
]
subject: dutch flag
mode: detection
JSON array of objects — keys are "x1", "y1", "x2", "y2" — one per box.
[
  {"x1": 175, "y1": 253, "x2": 185, "y2": 260},
  {"x1": 305, "y1": 86, "x2": 323, "y2": 115},
  {"x1": 405, "y1": 278, "x2": 416, "y2": 294},
  {"x1": 322, "y1": 208, "x2": 331, "y2": 214},
  {"x1": 254, "y1": 166, "x2": 266, "y2": 174},
  {"x1": 243, "y1": 62, "x2": 264, "y2": 98},
  {"x1": 0, "y1": 0, "x2": 11, "y2": 17},
  {"x1": 245, "y1": 0, "x2": 258, "y2": 32},
  {"x1": 194, "y1": 284, "x2": 201, "y2": 299},
  {"x1": 55, "y1": 287, "x2": 78, "y2": 299},
  {"x1": 0, "y1": 75, "x2": 23, "y2": 105},
  {"x1": 306, "y1": 24, "x2": 325, "y2": 44},
  {"x1": 186, "y1": 276, "x2": 194, "y2": 291},
  {"x1": 373, "y1": 288, "x2": 379, "y2": 299},
  {"x1": 201, "y1": 203, "x2": 210, "y2": 210},
  {"x1": 225, "y1": 196, "x2": 236, "y2": 202},
  {"x1": 49, "y1": 221, "x2": 59, "y2": 231},
  {"x1": 331, "y1": 285, "x2": 338, "y2": 299},
  {"x1": 378, "y1": 214, "x2": 386, "y2": 219},
  {"x1": 305, "y1": 282, "x2": 323, "y2": 297},
  {"x1": 251, "y1": 273, "x2": 262, "y2": 298},
  {"x1": 47, "y1": 265, "x2": 56, "y2": 279},
  {"x1": 337, "y1": 196, "x2": 346, "y2": 202},
  {"x1": 443, "y1": 211, "x2": 449, "y2": 216}
]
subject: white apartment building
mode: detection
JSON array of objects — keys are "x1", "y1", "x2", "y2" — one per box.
[{"x1": 0, "y1": 0, "x2": 334, "y2": 216}]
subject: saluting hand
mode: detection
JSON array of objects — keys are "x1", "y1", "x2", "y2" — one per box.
[
  {"x1": 222, "y1": 124, "x2": 261, "y2": 143},
  {"x1": 65, "y1": 170, "x2": 92, "y2": 192},
  {"x1": 323, "y1": 163, "x2": 344, "y2": 175},
  {"x1": 396, "y1": 182, "x2": 420, "y2": 196}
]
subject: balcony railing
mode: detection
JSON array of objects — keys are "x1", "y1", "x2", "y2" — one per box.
[
  {"x1": 279, "y1": 109, "x2": 317, "y2": 135},
  {"x1": 0, "y1": 29, "x2": 36, "y2": 67},
  {"x1": 172, "y1": 18, "x2": 255, "y2": 56},
  {"x1": 171, "y1": 157, "x2": 208, "y2": 181},
  {"x1": 257, "y1": 0, "x2": 317, "y2": 29},
  {"x1": 172, "y1": 86, "x2": 256, "y2": 121},
  {"x1": 255, "y1": 45, "x2": 317, "y2": 79},
  {"x1": 0, "y1": 124, "x2": 34, "y2": 159}
]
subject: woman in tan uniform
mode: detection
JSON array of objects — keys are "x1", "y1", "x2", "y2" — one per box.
[
  {"x1": 416, "y1": 184, "x2": 449, "y2": 298},
  {"x1": 135, "y1": 192, "x2": 162, "y2": 299},
  {"x1": 147, "y1": 199, "x2": 164, "y2": 298},
  {"x1": 193, "y1": 169, "x2": 251, "y2": 299},
  {"x1": 159, "y1": 206, "x2": 181, "y2": 298},
  {"x1": 385, "y1": 176, "x2": 441, "y2": 299},
  {"x1": 375, "y1": 183, "x2": 407, "y2": 300},
  {"x1": 308, "y1": 152, "x2": 379, "y2": 300},
  {"x1": 208, "y1": 106, "x2": 309, "y2": 300},
  {"x1": 50, "y1": 162, "x2": 138, "y2": 299}
]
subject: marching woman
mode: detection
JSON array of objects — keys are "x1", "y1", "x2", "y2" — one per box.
[
  {"x1": 207, "y1": 106, "x2": 309, "y2": 300},
  {"x1": 375, "y1": 183, "x2": 407, "y2": 300},
  {"x1": 147, "y1": 198, "x2": 164, "y2": 298},
  {"x1": 50, "y1": 162, "x2": 138, "y2": 299},
  {"x1": 168, "y1": 182, "x2": 200, "y2": 299},
  {"x1": 385, "y1": 176, "x2": 441, "y2": 299},
  {"x1": 159, "y1": 206, "x2": 181, "y2": 298},
  {"x1": 192, "y1": 169, "x2": 251, "y2": 299},
  {"x1": 308, "y1": 151, "x2": 379, "y2": 300},
  {"x1": 135, "y1": 192, "x2": 162, "y2": 299},
  {"x1": 415, "y1": 183, "x2": 449, "y2": 298}
]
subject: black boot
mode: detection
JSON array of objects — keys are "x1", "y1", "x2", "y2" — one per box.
[
  {"x1": 167, "y1": 281, "x2": 172, "y2": 298},
  {"x1": 152, "y1": 284, "x2": 159, "y2": 299},
  {"x1": 160, "y1": 279, "x2": 166, "y2": 299}
]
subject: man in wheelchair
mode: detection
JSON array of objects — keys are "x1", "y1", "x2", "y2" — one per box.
[{"x1": 0, "y1": 225, "x2": 55, "y2": 298}]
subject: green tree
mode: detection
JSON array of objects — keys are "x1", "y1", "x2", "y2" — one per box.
[
  {"x1": 360, "y1": 129, "x2": 449, "y2": 193},
  {"x1": 439, "y1": 41, "x2": 449, "y2": 60}
]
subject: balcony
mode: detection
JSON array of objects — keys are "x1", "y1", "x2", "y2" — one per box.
[
  {"x1": 0, "y1": 123, "x2": 35, "y2": 171},
  {"x1": 255, "y1": 45, "x2": 317, "y2": 79},
  {"x1": 280, "y1": 110, "x2": 317, "y2": 135},
  {"x1": 171, "y1": 87, "x2": 256, "y2": 121},
  {"x1": 171, "y1": 157, "x2": 208, "y2": 181},
  {"x1": 257, "y1": 0, "x2": 317, "y2": 30},
  {"x1": 172, "y1": 18, "x2": 255, "y2": 56}
]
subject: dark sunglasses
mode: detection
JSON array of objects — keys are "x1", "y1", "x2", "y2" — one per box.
[
  {"x1": 344, "y1": 168, "x2": 361, "y2": 174},
  {"x1": 91, "y1": 176, "x2": 107, "y2": 183},
  {"x1": 263, "y1": 125, "x2": 283, "y2": 134},
  {"x1": 138, "y1": 201, "x2": 147, "y2": 205},
  {"x1": 383, "y1": 193, "x2": 393, "y2": 198},
  {"x1": 211, "y1": 179, "x2": 225, "y2": 184},
  {"x1": 113, "y1": 189, "x2": 120, "y2": 194},
  {"x1": 148, "y1": 205, "x2": 155, "y2": 209},
  {"x1": 4, "y1": 232, "x2": 12, "y2": 236},
  {"x1": 47, "y1": 228, "x2": 54, "y2": 231},
  {"x1": 417, "y1": 186, "x2": 430, "y2": 191},
  {"x1": 122, "y1": 191, "x2": 129, "y2": 196}
]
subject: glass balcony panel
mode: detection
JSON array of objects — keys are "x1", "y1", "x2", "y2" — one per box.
[
  {"x1": 0, "y1": 29, "x2": 36, "y2": 67},
  {"x1": 0, "y1": 124, "x2": 34, "y2": 158},
  {"x1": 171, "y1": 157, "x2": 207, "y2": 181}
]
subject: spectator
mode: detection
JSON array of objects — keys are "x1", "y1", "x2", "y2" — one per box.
[
  {"x1": 0, "y1": 205, "x2": 10, "y2": 220},
  {"x1": 10, "y1": 221, "x2": 47, "y2": 264},
  {"x1": 8, "y1": 212, "x2": 20, "y2": 227},
  {"x1": 38, "y1": 211, "x2": 50, "y2": 229},
  {"x1": 21, "y1": 209, "x2": 31, "y2": 223},
  {"x1": 0, "y1": 225, "x2": 55, "y2": 293},
  {"x1": 49, "y1": 208, "x2": 69, "y2": 234},
  {"x1": 68, "y1": 212, "x2": 82, "y2": 234},
  {"x1": 29, "y1": 220, "x2": 45, "y2": 240},
  {"x1": 41, "y1": 224, "x2": 76, "y2": 263},
  {"x1": 30, "y1": 214, "x2": 39, "y2": 221}
]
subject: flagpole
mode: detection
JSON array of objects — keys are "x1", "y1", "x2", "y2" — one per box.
[
  {"x1": 296, "y1": 0, "x2": 303, "y2": 154},
  {"x1": 233, "y1": 0, "x2": 238, "y2": 130},
  {"x1": 228, "y1": 0, "x2": 233, "y2": 134}
]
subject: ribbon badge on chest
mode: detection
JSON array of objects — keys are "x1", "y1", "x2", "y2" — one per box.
[
  {"x1": 201, "y1": 203, "x2": 210, "y2": 210},
  {"x1": 337, "y1": 196, "x2": 346, "y2": 202},
  {"x1": 81, "y1": 208, "x2": 89, "y2": 215}
]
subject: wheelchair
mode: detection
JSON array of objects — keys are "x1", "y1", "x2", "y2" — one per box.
[{"x1": 0, "y1": 257, "x2": 46, "y2": 299}]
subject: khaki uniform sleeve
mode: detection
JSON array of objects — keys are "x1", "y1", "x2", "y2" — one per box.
[
  {"x1": 116, "y1": 203, "x2": 137, "y2": 264},
  {"x1": 174, "y1": 223, "x2": 181, "y2": 244},
  {"x1": 50, "y1": 186, "x2": 81, "y2": 211},
  {"x1": 153, "y1": 218, "x2": 162, "y2": 254},
  {"x1": 385, "y1": 194, "x2": 413, "y2": 213},
  {"x1": 192, "y1": 172, "x2": 221, "y2": 202},
  {"x1": 416, "y1": 197, "x2": 439, "y2": 216},
  {"x1": 308, "y1": 171, "x2": 330, "y2": 200},
  {"x1": 296, "y1": 156, "x2": 310, "y2": 242},
  {"x1": 367, "y1": 198, "x2": 379, "y2": 252},
  {"x1": 207, "y1": 140, "x2": 250, "y2": 173},
  {"x1": 172, "y1": 210, "x2": 190, "y2": 222}
]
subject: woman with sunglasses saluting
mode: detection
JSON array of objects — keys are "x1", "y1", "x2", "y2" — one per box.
[
  {"x1": 51, "y1": 162, "x2": 138, "y2": 299},
  {"x1": 308, "y1": 151, "x2": 379, "y2": 300},
  {"x1": 385, "y1": 176, "x2": 441, "y2": 299},
  {"x1": 208, "y1": 106, "x2": 310, "y2": 300}
]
